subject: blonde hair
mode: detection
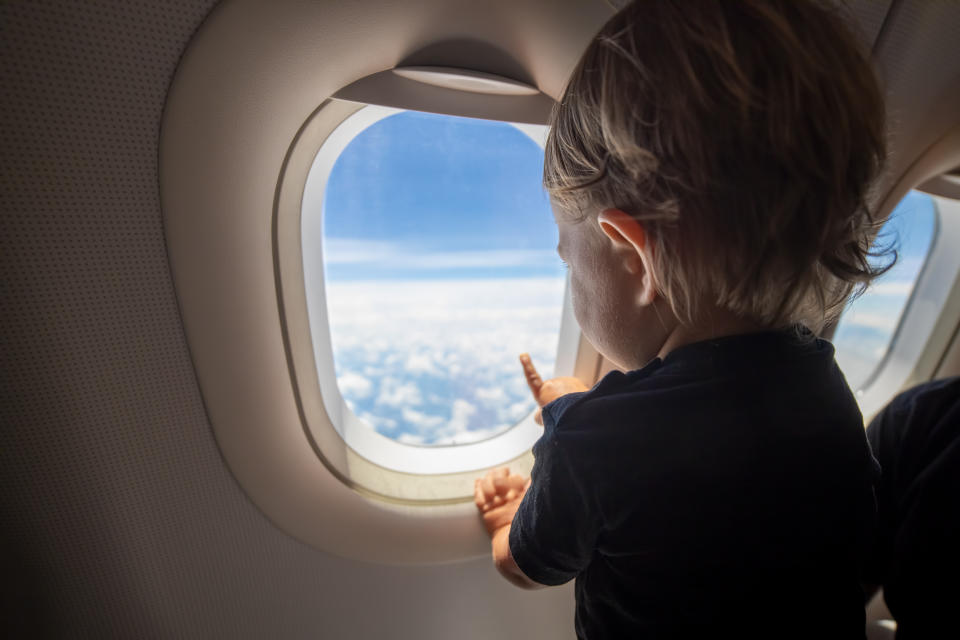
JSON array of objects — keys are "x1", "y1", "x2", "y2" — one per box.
[{"x1": 545, "y1": 0, "x2": 889, "y2": 331}]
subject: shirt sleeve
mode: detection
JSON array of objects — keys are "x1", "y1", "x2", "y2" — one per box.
[{"x1": 509, "y1": 396, "x2": 600, "y2": 586}]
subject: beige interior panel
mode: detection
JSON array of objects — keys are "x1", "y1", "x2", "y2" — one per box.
[
  {"x1": 935, "y1": 323, "x2": 960, "y2": 379},
  {"x1": 5, "y1": 0, "x2": 959, "y2": 636}
]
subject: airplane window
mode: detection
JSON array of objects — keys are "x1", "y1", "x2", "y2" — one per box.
[
  {"x1": 833, "y1": 190, "x2": 938, "y2": 391},
  {"x1": 318, "y1": 110, "x2": 565, "y2": 446}
]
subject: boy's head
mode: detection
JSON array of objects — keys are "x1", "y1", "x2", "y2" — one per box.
[{"x1": 545, "y1": 0, "x2": 886, "y2": 367}]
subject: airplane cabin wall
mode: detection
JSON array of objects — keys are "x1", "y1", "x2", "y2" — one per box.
[
  {"x1": 5, "y1": 0, "x2": 960, "y2": 637},
  {"x1": 0, "y1": 1, "x2": 578, "y2": 637}
]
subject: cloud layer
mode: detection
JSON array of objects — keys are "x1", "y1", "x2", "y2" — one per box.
[
  {"x1": 833, "y1": 272, "x2": 926, "y2": 390},
  {"x1": 327, "y1": 277, "x2": 566, "y2": 445}
]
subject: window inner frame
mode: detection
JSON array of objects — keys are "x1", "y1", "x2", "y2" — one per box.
[
  {"x1": 849, "y1": 191, "x2": 960, "y2": 421},
  {"x1": 275, "y1": 99, "x2": 592, "y2": 502},
  {"x1": 833, "y1": 190, "x2": 940, "y2": 394}
]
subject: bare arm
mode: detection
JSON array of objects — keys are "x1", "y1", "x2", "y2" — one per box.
[
  {"x1": 473, "y1": 355, "x2": 589, "y2": 588},
  {"x1": 492, "y1": 524, "x2": 541, "y2": 589},
  {"x1": 474, "y1": 469, "x2": 542, "y2": 590}
]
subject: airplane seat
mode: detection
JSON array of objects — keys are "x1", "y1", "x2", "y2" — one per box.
[
  {"x1": 865, "y1": 589, "x2": 897, "y2": 639},
  {"x1": 865, "y1": 621, "x2": 897, "y2": 640}
]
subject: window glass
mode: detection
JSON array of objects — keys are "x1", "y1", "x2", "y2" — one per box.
[
  {"x1": 833, "y1": 190, "x2": 938, "y2": 390},
  {"x1": 321, "y1": 110, "x2": 565, "y2": 446}
]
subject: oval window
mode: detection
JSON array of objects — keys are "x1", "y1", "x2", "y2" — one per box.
[
  {"x1": 833, "y1": 190, "x2": 938, "y2": 391},
  {"x1": 318, "y1": 109, "x2": 566, "y2": 446}
]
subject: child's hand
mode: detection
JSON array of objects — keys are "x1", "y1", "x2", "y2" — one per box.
[
  {"x1": 520, "y1": 353, "x2": 589, "y2": 425},
  {"x1": 474, "y1": 467, "x2": 530, "y2": 538}
]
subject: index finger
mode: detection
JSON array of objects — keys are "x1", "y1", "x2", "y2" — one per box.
[
  {"x1": 519, "y1": 353, "x2": 543, "y2": 399},
  {"x1": 474, "y1": 479, "x2": 486, "y2": 511}
]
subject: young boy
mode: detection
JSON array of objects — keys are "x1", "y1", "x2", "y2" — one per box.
[{"x1": 474, "y1": 1, "x2": 885, "y2": 637}]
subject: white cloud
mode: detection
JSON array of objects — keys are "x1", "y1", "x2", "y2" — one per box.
[
  {"x1": 404, "y1": 352, "x2": 440, "y2": 376},
  {"x1": 430, "y1": 425, "x2": 502, "y2": 446},
  {"x1": 377, "y1": 377, "x2": 422, "y2": 408},
  {"x1": 447, "y1": 398, "x2": 477, "y2": 432},
  {"x1": 841, "y1": 311, "x2": 899, "y2": 331},
  {"x1": 403, "y1": 249, "x2": 559, "y2": 270},
  {"x1": 396, "y1": 432, "x2": 427, "y2": 445},
  {"x1": 401, "y1": 407, "x2": 444, "y2": 430},
  {"x1": 474, "y1": 386, "x2": 506, "y2": 403},
  {"x1": 324, "y1": 238, "x2": 559, "y2": 271},
  {"x1": 358, "y1": 412, "x2": 398, "y2": 431},
  {"x1": 323, "y1": 238, "x2": 397, "y2": 264},
  {"x1": 509, "y1": 376, "x2": 534, "y2": 397},
  {"x1": 337, "y1": 371, "x2": 372, "y2": 399},
  {"x1": 384, "y1": 352, "x2": 403, "y2": 367},
  {"x1": 504, "y1": 400, "x2": 533, "y2": 422},
  {"x1": 326, "y1": 278, "x2": 566, "y2": 445},
  {"x1": 867, "y1": 280, "x2": 914, "y2": 297}
]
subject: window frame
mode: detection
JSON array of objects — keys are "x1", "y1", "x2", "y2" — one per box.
[
  {"x1": 276, "y1": 99, "x2": 596, "y2": 501},
  {"x1": 832, "y1": 191, "x2": 940, "y2": 394},
  {"x1": 304, "y1": 104, "x2": 575, "y2": 473},
  {"x1": 850, "y1": 192, "x2": 960, "y2": 421}
]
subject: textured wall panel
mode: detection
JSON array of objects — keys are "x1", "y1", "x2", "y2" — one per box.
[
  {"x1": 874, "y1": 0, "x2": 960, "y2": 183},
  {"x1": 0, "y1": 2, "x2": 576, "y2": 638}
]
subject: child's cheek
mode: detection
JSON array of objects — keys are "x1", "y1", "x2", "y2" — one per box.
[{"x1": 571, "y1": 265, "x2": 622, "y2": 356}]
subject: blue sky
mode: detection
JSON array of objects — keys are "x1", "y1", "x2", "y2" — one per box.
[{"x1": 323, "y1": 110, "x2": 564, "y2": 281}]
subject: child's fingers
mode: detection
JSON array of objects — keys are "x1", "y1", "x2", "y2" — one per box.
[
  {"x1": 478, "y1": 469, "x2": 524, "y2": 510},
  {"x1": 481, "y1": 473, "x2": 496, "y2": 501},
  {"x1": 507, "y1": 474, "x2": 527, "y2": 492},
  {"x1": 520, "y1": 353, "x2": 544, "y2": 400},
  {"x1": 473, "y1": 479, "x2": 487, "y2": 511}
]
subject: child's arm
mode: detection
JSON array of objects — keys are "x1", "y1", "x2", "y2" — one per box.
[
  {"x1": 473, "y1": 356, "x2": 593, "y2": 589},
  {"x1": 474, "y1": 469, "x2": 542, "y2": 589}
]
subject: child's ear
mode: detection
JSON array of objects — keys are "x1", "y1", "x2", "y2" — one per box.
[{"x1": 597, "y1": 208, "x2": 658, "y2": 306}]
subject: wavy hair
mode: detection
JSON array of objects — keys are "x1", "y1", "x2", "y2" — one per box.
[{"x1": 545, "y1": 0, "x2": 890, "y2": 331}]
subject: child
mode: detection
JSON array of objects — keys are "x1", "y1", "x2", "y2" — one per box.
[{"x1": 474, "y1": 0, "x2": 886, "y2": 637}]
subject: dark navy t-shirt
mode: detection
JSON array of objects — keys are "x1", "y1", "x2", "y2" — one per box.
[
  {"x1": 863, "y1": 377, "x2": 960, "y2": 639},
  {"x1": 509, "y1": 330, "x2": 879, "y2": 639}
]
